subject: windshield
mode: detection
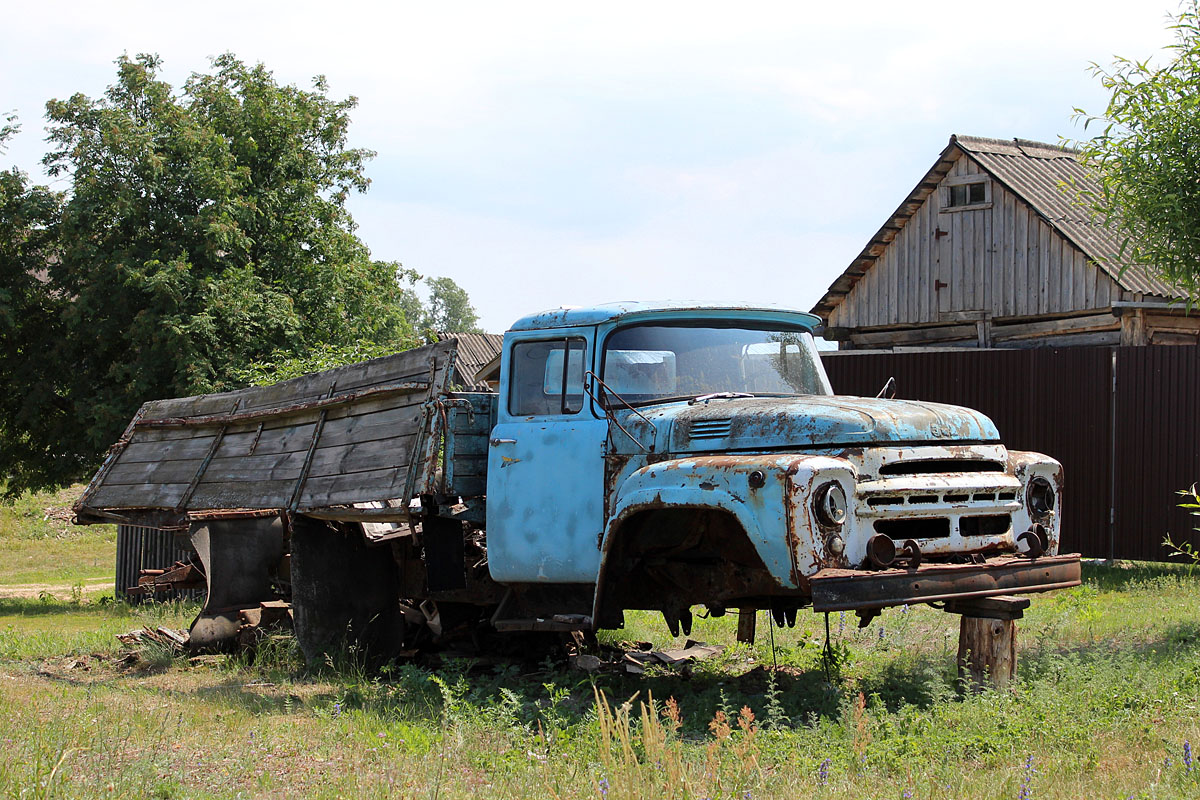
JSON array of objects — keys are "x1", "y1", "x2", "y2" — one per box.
[{"x1": 601, "y1": 323, "x2": 832, "y2": 406}]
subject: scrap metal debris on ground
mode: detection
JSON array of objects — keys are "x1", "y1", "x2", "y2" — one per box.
[{"x1": 570, "y1": 639, "x2": 725, "y2": 674}]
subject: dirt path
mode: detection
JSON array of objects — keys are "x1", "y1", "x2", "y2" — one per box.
[{"x1": 0, "y1": 578, "x2": 113, "y2": 599}]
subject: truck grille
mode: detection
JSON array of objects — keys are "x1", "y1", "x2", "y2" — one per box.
[
  {"x1": 849, "y1": 445, "x2": 1020, "y2": 551},
  {"x1": 867, "y1": 490, "x2": 1016, "y2": 506}
]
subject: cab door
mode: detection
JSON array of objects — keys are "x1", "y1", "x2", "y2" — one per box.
[{"x1": 486, "y1": 334, "x2": 608, "y2": 583}]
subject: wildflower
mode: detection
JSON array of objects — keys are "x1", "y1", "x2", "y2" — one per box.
[
  {"x1": 1186, "y1": 740, "x2": 1193, "y2": 772},
  {"x1": 598, "y1": 776, "x2": 609, "y2": 798},
  {"x1": 902, "y1": 791, "x2": 913, "y2": 799},
  {"x1": 901, "y1": 604, "x2": 910, "y2": 614},
  {"x1": 818, "y1": 758, "x2": 831, "y2": 786},
  {"x1": 1018, "y1": 755, "x2": 1035, "y2": 800},
  {"x1": 878, "y1": 626, "x2": 885, "y2": 641},
  {"x1": 838, "y1": 611, "x2": 845, "y2": 635}
]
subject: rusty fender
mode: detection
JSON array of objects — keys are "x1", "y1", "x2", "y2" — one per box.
[
  {"x1": 808, "y1": 553, "x2": 1082, "y2": 612},
  {"x1": 596, "y1": 453, "x2": 857, "y2": 591}
]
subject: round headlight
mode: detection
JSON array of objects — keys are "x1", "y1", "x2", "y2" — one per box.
[
  {"x1": 1026, "y1": 476, "x2": 1056, "y2": 521},
  {"x1": 815, "y1": 482, "x2": 848, "y2": 527}
]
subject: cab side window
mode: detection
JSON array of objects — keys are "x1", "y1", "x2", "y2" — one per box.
[{"x1": 509, "y1": 338, "x2": 586, "y2": 415}]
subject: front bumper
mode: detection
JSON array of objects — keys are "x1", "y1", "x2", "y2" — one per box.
[{"x1": 809, "y1": 553, "x2": 1081, "y2": 612}]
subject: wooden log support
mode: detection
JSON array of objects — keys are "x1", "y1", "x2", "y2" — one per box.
[
  {"x1": 736, "y1": 608, "x2": 757, "y2": 644},
  {"x1": 948, "y1": 595, "x2": 1029, "y2": 690}
]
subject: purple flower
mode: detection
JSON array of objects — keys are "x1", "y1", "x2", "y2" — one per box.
[
  {"x1": 332, "y1": 702, "x2": 342, "y2": 718},
  {"x1": 818, "y1": 758, "x2": 831, "y2": 785},
  {"x1": 1018, "y1": 755, "x2": 1035, "y2": 800},
  {"x1": 1185, "y1": 740, "x2": 1193, "y2": 772},
  {"x1": 598, "y1": 776, "x2": 609, "y2": 798}
]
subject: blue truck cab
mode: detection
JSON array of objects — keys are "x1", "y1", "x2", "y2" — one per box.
[{"x1": 477, "y1": 302, "x2": 1077, "y2": 636}]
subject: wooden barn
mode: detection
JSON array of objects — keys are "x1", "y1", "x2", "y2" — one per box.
[{"x1": 812, "y1": 135, "x2": 1193, "y2": 350}]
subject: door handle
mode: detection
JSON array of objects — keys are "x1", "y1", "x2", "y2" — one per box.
[{"x1": 490, "y1": 438, "x2": 517, "y2": 446}]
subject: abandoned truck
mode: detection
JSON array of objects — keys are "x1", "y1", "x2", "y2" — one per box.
[{"x1": 74, "y1": 301, "x2": 1079, "y2": 659}]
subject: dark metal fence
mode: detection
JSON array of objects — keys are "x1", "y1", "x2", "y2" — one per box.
[
  {"x1": 821, "y1": 345, "x2": 1200, "y2": 561},
  {"x1": 115, "y1": 525, "x2": 202, "y2": 602}
]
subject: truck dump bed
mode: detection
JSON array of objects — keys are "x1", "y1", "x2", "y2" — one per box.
[{"x1": 74, "y1": 340, "x2": 460, "y2": 527}]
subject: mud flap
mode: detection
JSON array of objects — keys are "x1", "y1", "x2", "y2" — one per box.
[
  {"x1": 291, "y1": 516, "x2": 405, "y2": 666},
  {"x1": 188, "y1": 517, "x2": 286, "y2": 650}
]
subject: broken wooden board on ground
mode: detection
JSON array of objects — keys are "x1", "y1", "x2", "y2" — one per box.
[{"x1": 116, "y1": 626, "x2": 190, "y2": 651}]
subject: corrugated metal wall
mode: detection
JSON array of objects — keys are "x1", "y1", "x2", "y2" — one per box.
[
  {"x1": 1112, "y1": 346, "x2": 1200, "y2": 559},
  {"x1": 115, "y1": 525, "x2": 201, "y2": 602},
  {"x1": 822, "y1": 345, "x2": 1200, "y2": 560}
]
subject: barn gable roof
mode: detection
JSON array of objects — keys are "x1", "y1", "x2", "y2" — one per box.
[{"x1": 810, "y1": 134, "x2": 1178, "y2": 320}]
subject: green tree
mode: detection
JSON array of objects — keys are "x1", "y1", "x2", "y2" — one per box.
[
  {"x1": 1, "y1": 54, "x2": 438, "y2": 491},
  {"x1": 1075, "y1": 1, "x2": 1200, "y2": 300},
  {"x1": 0, "y1": 118, "x2": 78, "y2": 492},
  {"x1": 424, "y1": 275, "x2": 482, "y2": 334}
]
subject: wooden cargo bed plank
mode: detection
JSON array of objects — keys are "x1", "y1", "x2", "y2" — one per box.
[
  {"x1": 115, "y1": 406, "x2": 424, "y2": 471},
  {"x1": 78, "y1": 340, "x2": 456, "y2": 515},
  {"x1": 116, "y1": 434, "x2": 226, "y2": 465},
  {"x1": 114, "y1": 394, "x2": 425, "y2": 466},
  {"x1": 299, "y1": 468, "x2": 414, "y2": 509},
  {"x1": 449, "y1": 477, "x2": 487, "y2": 497},
  {"x1": 449, "y1": 455, "x2": 487, "y2": 476},
  {"x1": 446, "y1": 435, "x2": 489, "y2": 456},
  {"x1": 143, "y1": 342, "x2": 452, "y2": 421},
  {"x1": 87, "y1": 482, "x2": 191, "y2": 510},
  {"x1": 107, "y1": 432, "x2": 421, "y2": 487},
  {"x1": 187, "y1": 479, "x2": 300, "y2": 509}
]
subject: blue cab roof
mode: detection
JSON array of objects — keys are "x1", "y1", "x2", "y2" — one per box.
[{"x1": 508, "y1": 301, "x2": 823, "y2": 332}]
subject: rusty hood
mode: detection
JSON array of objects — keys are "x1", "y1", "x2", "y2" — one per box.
[{"x1": 663, "y1": 395, "x2": 1001, "y2": 452}]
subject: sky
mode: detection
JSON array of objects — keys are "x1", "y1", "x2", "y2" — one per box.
[{"x1": 0, "y1": 1, "x2": 1181, "y2": 333}]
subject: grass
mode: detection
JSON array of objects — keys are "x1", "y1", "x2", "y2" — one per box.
[
  {"x1": 0, "y1": 484, "x2": 115, "y2": 586},
  {"x1": 1, "y1": 486, "x2": 1199, "y2": 798}
]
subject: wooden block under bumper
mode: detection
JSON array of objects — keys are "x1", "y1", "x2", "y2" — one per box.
[{"x1": 810, "y1": 554, "x2": 1081, "y2": 612}]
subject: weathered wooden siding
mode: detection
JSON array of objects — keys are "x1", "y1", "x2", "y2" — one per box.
[
  {"x1": 76, "y1": 340, "x2": 459, "y2": 524},
  {"x1": 828, "y1": 154, "x2": 1118, "y2": 330}
]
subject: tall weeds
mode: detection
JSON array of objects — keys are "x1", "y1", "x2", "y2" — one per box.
[{"x1": 590, "y1": 688, "x2": 762, "y2": 799}]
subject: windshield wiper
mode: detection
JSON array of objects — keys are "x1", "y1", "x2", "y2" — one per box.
[
  {"x1": 688, "y1": 392, "x2": 755, "y2": 405},
  {"x1": 582, "y1": 371, "x2": 656, "y2": 452}
]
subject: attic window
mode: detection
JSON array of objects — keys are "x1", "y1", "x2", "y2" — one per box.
[
  {"x1": 950, "y1": 182, "x2": 985, "y2": 206},
  {"x1": 942, "y1": 175, "x2": 992, "y2": 211}
]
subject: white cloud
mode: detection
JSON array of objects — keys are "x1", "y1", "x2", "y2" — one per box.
[{"x1": 1, "y1": 0, "x2": 1181, "y2": 332}]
